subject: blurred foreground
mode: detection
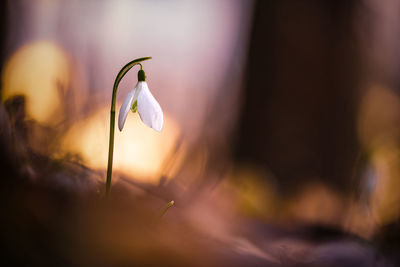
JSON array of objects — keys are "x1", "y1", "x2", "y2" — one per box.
[{"x1": 0, "y1": 97, "x2": 397, "y2": 267}]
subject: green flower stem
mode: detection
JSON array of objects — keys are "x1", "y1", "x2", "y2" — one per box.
[{"x1": 106, "y1": 57, "x2": 152, "y2": 197}]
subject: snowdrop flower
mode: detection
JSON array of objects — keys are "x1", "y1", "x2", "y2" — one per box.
[
  {"x1": 106, "y1": 57, "x2": 156, "y2": 197},
  {"x1": 118, "y1": 69, "x2": 163, "y2": 132}
]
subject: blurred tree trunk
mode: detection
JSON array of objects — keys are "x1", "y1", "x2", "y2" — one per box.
[{"x1": 235, "y1": 0, "x2": 361, "y2": 195}]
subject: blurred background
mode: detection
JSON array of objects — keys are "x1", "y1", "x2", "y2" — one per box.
[{"x1": 1, "y1": 0, "x2": 400, "y2": 266}]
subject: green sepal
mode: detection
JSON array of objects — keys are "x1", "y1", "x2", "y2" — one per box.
[
  {"x1": 138, "y1": 69, "x2": 146, "y2": 81},
  {"x1": 131, "y1": 100, "x2": 138, "y2": 113}
]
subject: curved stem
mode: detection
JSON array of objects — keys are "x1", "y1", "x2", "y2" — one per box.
[{"x1": 106, "y1": 57, "x2": 152, "y2": 197}]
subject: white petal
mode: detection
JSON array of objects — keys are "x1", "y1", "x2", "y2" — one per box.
[
  {"x1": 137, "y1": 82, "x2": 164, "y2": 132},
  {"x1": 118, "y1": 86, "x2": 137, "y2": 131}
]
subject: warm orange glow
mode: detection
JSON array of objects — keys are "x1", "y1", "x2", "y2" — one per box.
[
  {"x1": 358, "y1": 84, "x2": 400, "y2": 149},
  {"x1": 60, "y1": 106, "x2": 182, "y2": 183},
  {"x1": 358, "y1": 84, "x2": 400, "y2": 225},
  {"x1": 2, "y1": 41, "x2": 70, "y2": 125},
  {"x1": 230, "y1": 165, "x2": 279, "y2": 221},
  {"x1": 370, "y1": 149, "x2": 400, "y2": 225},
  {"x1": 286, "y1": 183, "x2": 345, "y2": 226}
]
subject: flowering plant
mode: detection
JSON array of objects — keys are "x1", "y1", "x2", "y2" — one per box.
[{"x1": 106, "y1": 57, "x2": 162, "y2": 196}]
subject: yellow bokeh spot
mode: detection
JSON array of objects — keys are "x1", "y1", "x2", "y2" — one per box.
[
  {"x1": 61, "y1": 106, "x2": 182, "y2": 183},
  {"x1": 2, "y1": 41, "x2": 70, "y2": 125}
]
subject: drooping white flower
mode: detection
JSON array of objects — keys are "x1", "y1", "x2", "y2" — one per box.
[{"x1": 118, "y1": 74, "x2": 163, "y2": 132}]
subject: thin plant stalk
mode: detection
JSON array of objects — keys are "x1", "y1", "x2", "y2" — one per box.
[
  {"x1": 106, "y1": 57, "x2": 152, "y2": 197},
  {"x1": 158, "y1": 200, "x2": 175, "y2": 220}
]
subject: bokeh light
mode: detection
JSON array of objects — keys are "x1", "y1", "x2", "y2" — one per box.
[
  {"x1": 61, "y1": 106, "x2": 182, "y2": 183},
  {"x1": 2, "y1": 41, "x2": 70, "y2": 125}
]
